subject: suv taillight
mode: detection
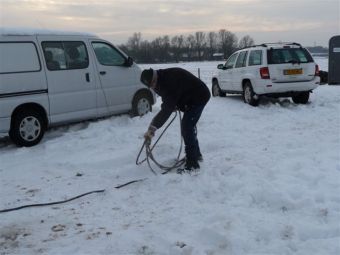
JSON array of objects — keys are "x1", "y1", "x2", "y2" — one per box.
[
  {"x1": 260, "y1": 67, "x2": 270, "y2": 79},
  {"x1": 315, "y1": 64, "x2": 320, "y2": 76}
]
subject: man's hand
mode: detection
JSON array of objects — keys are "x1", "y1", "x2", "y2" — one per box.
[{"x1": 144, "y1": 126, "x2": 157, "y2": 142}]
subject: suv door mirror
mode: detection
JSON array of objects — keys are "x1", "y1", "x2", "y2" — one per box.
[
  {"x1": 217, "y1": 64, "x2": 225, "y2": 70},
  {"x1": 124, "y1": 56, "x2": 134, "y2": 67}
]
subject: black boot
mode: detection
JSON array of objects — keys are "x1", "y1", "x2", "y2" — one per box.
[
  {"x1": 177, "y1": 159, "x2": 200, "y2": 174},
  {"x1": 185, "y1": 159, "x2": 200, "y2": 170}
]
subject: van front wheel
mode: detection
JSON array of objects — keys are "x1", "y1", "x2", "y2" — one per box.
[
  {"x1": 9, "y1": 110, "x2": 45, "y2": 147},
  {"x1": 131, "y1": 92, "x2": 152, "y2": 117}
]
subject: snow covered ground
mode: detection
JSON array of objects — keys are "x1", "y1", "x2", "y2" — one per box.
[{"x1": 0, "y1": 57, "x2": 339, "y2": 255}]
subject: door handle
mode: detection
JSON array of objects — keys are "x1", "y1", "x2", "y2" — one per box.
[
  {"x1": 100, "y1": 71, "x2": 106, "y2": 75},
  {"x1": 85, "y1": 73, "x2": 90, "y2": 82}
]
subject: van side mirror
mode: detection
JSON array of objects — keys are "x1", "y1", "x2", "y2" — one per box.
[
  {"x1": 125, "y1": 56, "x2": 134, "y2": 67},
  {"x1": 217, "y1": 64, "x2": 225, "y2": 70}
]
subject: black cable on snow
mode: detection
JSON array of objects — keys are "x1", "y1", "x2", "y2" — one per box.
[
  {"x1": 0, "y1": 189, "x2": 105, "y2": 213},
  {"x1": 136, "y1": 110, "x2": 185, "y2": 174},
  {"x1": 0, "y1": 178, "x2": 149, "y2": 213},
  {"x1": 0, "y1": 111, "x2": 184, "y2": 214},
  {"x1": 114, "y1": 178, "x2": 147, "y2": 189}
]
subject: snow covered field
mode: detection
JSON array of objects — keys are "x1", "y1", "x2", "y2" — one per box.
[{"x1": 0, "y1": 58, "x2": 339, "y2": 255}]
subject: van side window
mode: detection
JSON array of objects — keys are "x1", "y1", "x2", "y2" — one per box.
[
  {"x1": 42, "y1": 41, "x2": 89, "y2": 70},
  {"x1": 235, "y1": 51, "x2": 248, "y2": 68},
  {"x1": 248, "y1": 50, "x2": 262, "y2": 66},
  {"x1": 0, "y1": 42, "x2": 40, "y2": 74},
  {"x1": 92, "y1": 42, "x2": 125, "y2": 66}
]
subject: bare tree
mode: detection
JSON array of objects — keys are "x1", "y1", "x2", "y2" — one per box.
[
  {"x1": 218, "y1": 29, "x2": 238, "y2": 59},
  {"x1": 151, "y1": 35, "x2": 171, "y2": 62},
  {"x1": 161, "y1": 35, "x2": 170, "y2": 61},
  {"x1": 185, "y1": 34, "x2": 196, "y2": 60},
  {"x1": 195, "y1": 31, "x2": 206, "y2": 61},
  {"x1": 139, "y1": 40, "x2": 152, "y2": 63},
  {"x1": 207, "y1": 31, "x2": 218, "y2": 60},
  {"x1": 127, "y1": 32, "x2": 142, "y2": 51},
  {"x1": 238, "y1": 35, "x2": 255, "y2": 49},
  {"x1": 121, "y1": 29, "x2": 254, "y2": 63},
  {"x1": 171, "y1": 35, "x2": 185, "y2": 62}
]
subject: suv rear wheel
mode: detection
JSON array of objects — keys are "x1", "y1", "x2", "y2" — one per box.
[
  {"x1": 9, "y1": 110, "x2": 45, "y2": 147},
  {"x1": 292, "y1": 92, "x2": 310, "y2": 104},
  {"x1": 243, "y1": 82, "x2": 259, "y2": 106},
  {"x1": 212, "y1": 80, "x2": 226, "y2": 97}
]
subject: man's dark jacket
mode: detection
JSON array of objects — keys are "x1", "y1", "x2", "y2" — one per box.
[{"x1": 151, "y1": 68, "x2": 210, "y2": 129}]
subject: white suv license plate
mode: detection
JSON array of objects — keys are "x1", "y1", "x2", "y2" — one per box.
[{"x1": 284, "y1": 69, "x2": 303, "y2": 75}]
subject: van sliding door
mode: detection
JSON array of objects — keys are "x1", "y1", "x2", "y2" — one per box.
[{"x1": 39, "y1": 37, "x2": 97, "y2": 123}]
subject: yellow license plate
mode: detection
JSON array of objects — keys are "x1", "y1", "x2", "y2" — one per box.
[{"x1": 284, "y1": 69, "x2": 303, "y2": 75}]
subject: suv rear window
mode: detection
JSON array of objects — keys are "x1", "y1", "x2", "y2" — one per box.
[{"x1": 267, "y1": 48, "x2": 313, "y2": 64}]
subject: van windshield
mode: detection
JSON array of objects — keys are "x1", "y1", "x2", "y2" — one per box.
[{"x1": 267, "y1": 48, "x2": 313, "y2": 64}]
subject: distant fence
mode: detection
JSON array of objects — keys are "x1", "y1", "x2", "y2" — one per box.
[{"x1": 311, "y1": 53, "x2": 329, "y2": 57}]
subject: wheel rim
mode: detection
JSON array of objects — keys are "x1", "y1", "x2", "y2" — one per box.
[
  {"x1": 244, "y1": 86, "x2": 252, "y2": 103},
  {"x1": 137, "y1": 98, "x2": 150, "y2": 116},
  {"x1": 212, "y1": 84, "x2": 220, "y2": 97},
  {"x1": 19, "y1": 116, "x2": 41, "y2": 142}
]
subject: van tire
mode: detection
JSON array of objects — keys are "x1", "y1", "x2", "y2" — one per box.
[
  {"x1": 131, "y1": 91, "x2": 152, "y2": 117},
  {"x1": 243, "y1": 82, "x2": 259, "y2": 106},
  {"x1": 292, "y1": 92, "x2": 310, "y2": 104},
  {"x1": 9, "y1": 110, "x2": 45, "y2": 147}
]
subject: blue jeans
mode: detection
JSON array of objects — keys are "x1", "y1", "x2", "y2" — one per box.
[{"x1": 181, "y1": 105, "x2": 205, "y2": 161}]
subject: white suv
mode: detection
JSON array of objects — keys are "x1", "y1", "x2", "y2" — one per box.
[{"x1": 212, "y1": 42, "x2": 320, "y2": 106}]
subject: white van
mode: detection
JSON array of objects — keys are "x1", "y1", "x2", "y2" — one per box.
[{"x1": 0, "y1": 29, "x2": 155, "y2": 146}]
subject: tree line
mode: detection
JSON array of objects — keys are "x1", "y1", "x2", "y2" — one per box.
[{"x1": 118, "y1": 29, "x2": 255, "y2": 63}]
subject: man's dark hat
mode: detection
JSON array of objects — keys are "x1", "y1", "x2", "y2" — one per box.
[{"x1": 140, "y1": 68, "x2": 154, "y2": 87}]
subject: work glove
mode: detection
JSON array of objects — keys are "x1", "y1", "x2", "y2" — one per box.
[{"x1": 144, "y1": 125, "x2": 157, "y2": 143}]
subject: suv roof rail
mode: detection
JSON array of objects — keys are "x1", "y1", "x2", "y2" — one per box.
[
  {"x1": 261, "y1": 42, "x2": 301, "y2": 47},
  {"x1": 240, "y1": 42, "x2": 302, "y2": 50},
  {"x1": 239, "y1": 42, "x2": 302, "y2": 50},
  {"x1": 260, "y1": 42, "x2": 302, "y2": 47},
  {"x1": 239, "y1": 44, "x2": 263, "y2": 50}
]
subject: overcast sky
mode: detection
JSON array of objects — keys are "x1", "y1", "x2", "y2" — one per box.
[{"x1": 1, "y1": 0, "x2": 339, "y2": 47}]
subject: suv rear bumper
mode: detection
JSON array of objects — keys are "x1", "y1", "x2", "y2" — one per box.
[
  {"x1": 262, "y1": 91, "x2": 312, "y2": 98},
  {"x1": 255, "y1": 77, "x2": 320, "y2": 95}
]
